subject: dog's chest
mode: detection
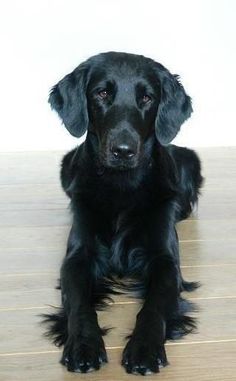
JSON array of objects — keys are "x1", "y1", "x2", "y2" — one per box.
[{"x1": 94, "y1": 201, "x2": 152, "y2": 277}]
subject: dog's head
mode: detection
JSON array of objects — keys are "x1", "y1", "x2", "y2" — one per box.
[{"x1": 49, "y1": 52, "x2": 192, "y2": 169}]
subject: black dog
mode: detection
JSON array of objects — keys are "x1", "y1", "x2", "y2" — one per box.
[{"x1": 44, "y1": 52, "x2": 203, "y2": 376}]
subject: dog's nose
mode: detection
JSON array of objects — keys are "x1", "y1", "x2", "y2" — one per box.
[{"x1": 111, "y1": 143, "x2": 136, "y2": 159}]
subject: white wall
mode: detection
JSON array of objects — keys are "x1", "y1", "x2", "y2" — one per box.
[{"x1": 0, "y1": 0, "x2": 235, "y2": 151}]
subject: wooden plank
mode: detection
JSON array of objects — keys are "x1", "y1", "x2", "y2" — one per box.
[
  {"x1": 0, "y1": 248, "x2": 63, "y2": 274},
  {"x1": 0, "y1": 149, "x2": 236, "y2": 222},
  {"x1": 0, "y1": 209, "x2": 71, "y2": 227},
  {"x1": 0, "y1": 226, "x2": 70, "y2": 249},
  {"x1": 0, "y1": 188, "x2": 236, "y2": 222},
  {"x1": 177, "y1": 219, "x2": 236, "y2": 241},
  {"x1": 0, "y1": 184, "x2": 67, "y2": 211},
  {"x1": 203, "y1": 177, "x2": 236, "y2": 189},
  {"x1": 1, "y1": 202, "x2": 236, "y2": 227},
  {"x1": 181, "y1": 265, "x2": 236, "y2": 299},
  {"x1": 1, "y1": 219, "x2": 236, "y2": 250},
  {"x1": 1, "y1": 203, "x2": 236, "y2": 227},
  {"x1": 0, "y1": 180, "x2": 236, "y2": 221},
  {"x1": 0, "y1": 298, "x2": 235, "y2": 354},
  {"x1": 1, "y1": 341, "x2": 236, "y2": 381},
  {"x1": 0, "y1": 152, "x2": 63, "y2": 185},
  {"x1": 1, "y1": 265, "x2": 236, "y2": 309},
  {"x1": 196, "y1": 187, "x2": 236, "y2": 219},
  {"x1": 99, "y1": 298, "x2": 236, "y2": 347},
  {"x1": 179, "y1": 240, "x2": 236, "y2": 266},
  {"x1": 0, "y1": 148, "x2": 236, "y2": 187},
  {"x1": 0, "y1": 238, "x2": 236, "y2": 276},
  {"x1": 197, "y1": 147, "x2": 236, "y2": 158},
  {"x1": 0, "y1": 274, "x2": 60, "y2": 309}
]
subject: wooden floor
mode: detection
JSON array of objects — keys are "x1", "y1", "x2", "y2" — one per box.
[{"x1": 0, "y1": 147, "x2": 236, "y2": 381}]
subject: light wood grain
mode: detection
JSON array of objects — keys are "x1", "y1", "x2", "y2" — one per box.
[
  {"x1": 1, "y1": 219, "x2": 236, "y2": 251},
  {"x1": 0, "y1": 298, "x2": 235, "y2": 354},
  {"x1": 179, "y1": 240, "x2": 236, "y2": 266},
  {"x1": 0, "y1": 184, "x2": 67, "y2": 211},
  {"x1": 1, "y1": 342, "x2": 236, "y2": 381},
  {"x1": 0, "y1": 179, "x2": 236, "y2": 220},
  {"x1": 0, "y1": 151, "x2": 62, "y2": 185},
  {"x1": 1, "y1": 265, "x2": 236, "y2": 309},
  {"x1": 0, "y1": 202, "x2": 236, "y2": 226},
  {"x1": 1, "y1": 240, "x2": 236, "y2": 276},
  {"x1": 177, "y1": 219, "x2": 236, "y2": 241},
  {"x1": 0, "y1": 248, "x2": 63, "y2": 274},
  {"x1": 0, "y1": 226, "x2": 70, "y2": 249}
]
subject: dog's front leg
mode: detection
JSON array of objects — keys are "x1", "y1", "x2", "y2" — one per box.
[
  {"x1": 122, "y1": 201, "x2": 180, "y2": 375},
  {"x1": 60, "y1": 211, "x2": 107, "y2": 373}
]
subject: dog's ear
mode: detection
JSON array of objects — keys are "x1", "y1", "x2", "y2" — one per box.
[
  {"x1": 155, "y1": 66, "x2": 193, "y2": 145},
  {"x1": 49, "y1": 64, "x2": 89, "y2": 137}
]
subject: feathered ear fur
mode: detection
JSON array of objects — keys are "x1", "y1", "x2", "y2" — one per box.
[
  {"x1": 49, "y1": 63, "x2": 89, "y2": 137},
  {"x1": 154, "y1": 64, "x2": 193, "y2": 145}
]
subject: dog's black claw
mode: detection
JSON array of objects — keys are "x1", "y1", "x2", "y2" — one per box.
[
  {"x1": 61, "y1": 339, "x2": 107, "y2": 373},
  {"x1": 122, "y1": 338, "x2": 168, "y2": 376}
]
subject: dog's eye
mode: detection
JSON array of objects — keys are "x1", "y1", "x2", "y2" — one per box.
[
  {"x1": 98, "y1": 90, "x2": 108, "y2": 99},
  {"x1": 142, "y1": 95, "x2": 152, "y2": 104}
]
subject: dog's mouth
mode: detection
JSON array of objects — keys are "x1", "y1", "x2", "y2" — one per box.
[
  {"x1": 103, "y1": 158, "x2": 139, "y2": 171},
  {"x1": 99, "y1": 151, "x2": 140, "y2": 171}
]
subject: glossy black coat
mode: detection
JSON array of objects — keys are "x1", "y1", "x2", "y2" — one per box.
[{"x1": 43, "y1": 52, "x2": 203, "y2": 376}]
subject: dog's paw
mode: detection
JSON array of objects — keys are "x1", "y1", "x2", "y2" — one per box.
[
  {"x1": 61, "y1": 336, "x2": 107, "y2": 373},
  {"x1": 122, "y1": 337, "x2": 168, "y2": 375}
]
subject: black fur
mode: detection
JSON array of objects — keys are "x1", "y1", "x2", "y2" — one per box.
[{"x1": 43, "y1": 52, "x2": 203, "y2": 375}]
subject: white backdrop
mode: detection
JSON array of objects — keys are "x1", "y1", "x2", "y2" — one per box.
[{"x1": 0, "y1": 0, "x2": 235, "y2": 151}]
